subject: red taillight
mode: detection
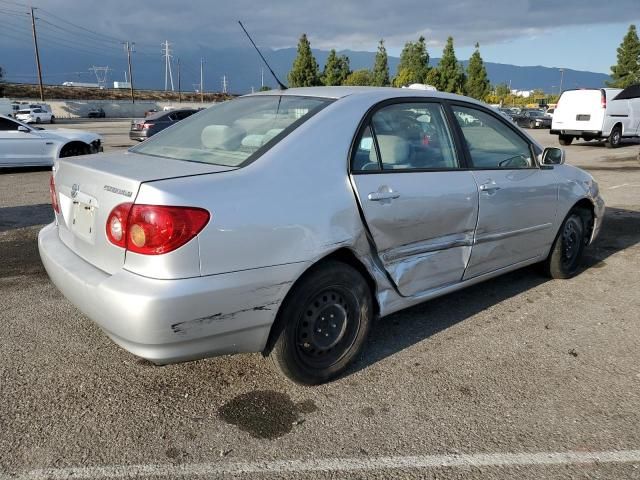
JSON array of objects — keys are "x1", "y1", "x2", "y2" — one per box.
[
  {"x1": 141, "y1": 122, "x2": 153, "y2": 130},
  {"x1": 601, "y1": 91, "x2": 606, "y2": 109},
  {"x1": 106, "y1": 203, "x2": 210, "y2": 255},
  {"x1": 49, "y1": 174, "x2": 60, "y2": 214}
]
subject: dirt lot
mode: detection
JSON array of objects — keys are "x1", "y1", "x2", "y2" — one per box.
[{"x1": 1, "y1": 123, "x2": 639, "y2": 479}]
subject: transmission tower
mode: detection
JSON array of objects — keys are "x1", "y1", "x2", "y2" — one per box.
[
  {"x1": 90, "y1": 66, "x2": 111, "y2": 88},
  {"x1": 162, "y1": 40, "x2": 175, "y2": 91},
  {"x1": 222, "y1": 75, "x2": 228, "y2": 94}
]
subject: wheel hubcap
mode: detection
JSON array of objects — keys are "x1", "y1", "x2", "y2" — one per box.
[{"x1": 562, "y1": 219, "x2": 580, "y2": 265}]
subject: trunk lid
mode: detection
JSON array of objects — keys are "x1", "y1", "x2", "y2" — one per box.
[{"x1": 53, "y1": 151, "x2": 234, "y2": 274}]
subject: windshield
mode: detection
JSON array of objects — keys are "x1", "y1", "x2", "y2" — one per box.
[
  {"x1": 132, "y1": 95, "x2": 331, "y2": 167},
  {"x1": 528, "y1": 111, "x2": 544, "y2": 117}
]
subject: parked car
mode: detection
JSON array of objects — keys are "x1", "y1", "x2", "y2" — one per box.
[
  {"x1": 545, "y1": 107, "x2": 555, "y2": 119},
  {"x1": 39, "y1": 87, "x2": 604, "y2": 385},
  {"x1": 129, "y1": 108, "x2": 198, "y2": 141},
  {"x1": 15, "y1": 107, "x2": 55, "y2": 124},
  {"x1": 0, "y1": 98, "x2": 13, "y2": 118},
  {"x1": 551, "y1": 86, "x2": 640, "y2": 147},
  {"x1": 497, "y1": 107, "x2": 515, "y2": 122},
  {"x1": 87, "y1": 107, "x2": 106, "y2": 118},
  {"x1": 513, "y1": 109, "x2": 551, "y2": 129},
  {"x1": 0, "y1": 114, "x2": 102, "y2": 167}
]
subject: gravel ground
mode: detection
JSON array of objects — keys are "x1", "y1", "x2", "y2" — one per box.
[{"x1": 1, "y1": 123, "x2": 639, "y2": 479}]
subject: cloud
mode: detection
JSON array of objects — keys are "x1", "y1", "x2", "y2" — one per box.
[{"x1": 22, "y1": 0, "x2": 640, "y2": 54}]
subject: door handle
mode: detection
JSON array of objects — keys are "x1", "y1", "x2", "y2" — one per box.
[
  {"x1": 479, "y1": 182, "x2": 501, "y2": 194},
  {"x1": 368, "y1": 191, "x2": 400, "y2": 201}
]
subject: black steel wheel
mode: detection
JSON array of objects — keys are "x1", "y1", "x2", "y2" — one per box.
[
  {"x1": 558, "y1": 135, "x2": 573, "y2": 146},
  {"x1": 544, "y1": 209, "x2": 589, "y2": 279},
  {"x1": 270, "y1": 261, "x2": 373, "y2": 385}
]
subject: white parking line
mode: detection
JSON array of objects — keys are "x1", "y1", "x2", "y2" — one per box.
[
  {"x1": 5, "y1": 449, "x2": 640, "y2": 479},
  {"x1": 607, "y1": 183, "x2": 640, "y2": 190}
]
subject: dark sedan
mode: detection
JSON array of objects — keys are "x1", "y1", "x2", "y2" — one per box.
[
  {"x1": 129, "y1": 109, "x2": 198, "y2": 141},
  {"x1": 513, "y1": 109, "x2": 551, "y2": 129}
]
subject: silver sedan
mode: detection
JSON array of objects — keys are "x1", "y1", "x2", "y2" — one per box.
[{"x1": 39, "y1": 87, "x2": 605, "y2": 385}]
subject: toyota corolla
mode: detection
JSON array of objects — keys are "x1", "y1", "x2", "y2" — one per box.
[{"x1": 39, "y1": 87, "x2": 604, "y2": 385}]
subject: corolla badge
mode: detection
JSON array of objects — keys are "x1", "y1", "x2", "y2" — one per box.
[{"x1": 70, "y1": 183, "x2": 80, "y2": 198}]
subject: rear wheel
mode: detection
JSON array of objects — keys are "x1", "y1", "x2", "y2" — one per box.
[
  {"x1": 50, "y1": 116, "x2": 55, "y2": 124},
  {"x1": 270, "y1": 261, "x2": 373, "y2": 385},
  {"x1": 605, "y1": 126, "x2": 622, "y2": 148},
  {"x1": 558, "y1": 135, "x2": 573, "y2": 146},
  {"x1": 544, "y1": 209, "x2": 589, "y2": 279},
  {"x1": 35, "y1": 117, "x2": 41, "y2": 124}
]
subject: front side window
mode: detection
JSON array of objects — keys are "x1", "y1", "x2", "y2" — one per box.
[
  {"x1": 133, "y1": 96, "x2": 331, "y2": 167},
  {"x1": 452, "y1": 105, "x2": 534, "y2": 169},
  {"x1": 0, "y1": 118, "x2": 20, "y2": 131},
  {"x1": 352, "y1": 102, "x2": 458, "y2": 172}
]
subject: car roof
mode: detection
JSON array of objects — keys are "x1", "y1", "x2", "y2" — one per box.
[{"x1": 249, "y1": 86, "x2": 485, "y2": 105}]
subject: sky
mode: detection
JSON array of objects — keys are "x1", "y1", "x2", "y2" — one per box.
[{"x1": 1, "y1": 0, "x2": 639, "y2": 75}]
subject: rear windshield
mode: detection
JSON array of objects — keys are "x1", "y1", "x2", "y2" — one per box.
[
  {"x1": 132, "y1": 95, "x2": 331, "y2": 167},
  {"x1": 17, "y1": 110, "x2": 31, "y2": 114}
]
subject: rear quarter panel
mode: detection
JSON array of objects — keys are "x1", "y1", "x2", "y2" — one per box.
[{"x1": 133, "y1": 95, "x2": 384, "y2": 278}]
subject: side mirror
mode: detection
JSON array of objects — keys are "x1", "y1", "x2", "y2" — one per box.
[
  {"x1": 17, "y1": 126, "x2": 31, "y2": 133},
  {"x1": 542, "y1": 147, "x2": 565, "y2": 165}
]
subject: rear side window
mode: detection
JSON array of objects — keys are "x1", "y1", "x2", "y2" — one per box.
[
  {"x1": 452, "y1": 106, "x2": 533, "y2": 169},
  {"x1": 133, "y1": 96, "x2": 331, "y2": 167},
  {"x1": 352, "y1": 102, "x2": 458, "y2": 172}
]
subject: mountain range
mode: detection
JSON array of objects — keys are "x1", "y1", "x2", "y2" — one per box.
[{"x1": 2, "y1": 45, "x2": 611, "y2": 95}]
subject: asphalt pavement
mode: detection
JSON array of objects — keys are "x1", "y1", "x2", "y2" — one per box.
[{"x1": 1, "y1": 122, "x2": 639, "y2": 479}]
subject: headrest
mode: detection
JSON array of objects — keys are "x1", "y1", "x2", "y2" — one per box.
[{"x1": 201, "y1": 125, "x2": 244, "y2": 150}]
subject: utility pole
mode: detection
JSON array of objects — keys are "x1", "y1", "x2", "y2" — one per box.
[
  {"x1": 559, "y1": 68, "x2": 565, "y2": 94},
  {"x1": 162, "y1": 40, "x2": 174, "y2": 91},
  {"x1": 123, "y1": 41, "x2": 135, "y2": 103},
  {"x1": 177, "y1": 58, "x2": 181, "y2": 103},
  {"x1": 30, "y1": 7, "x2": 44, "y2": 101},
  {"x1": 222, "y1": 75, "x2": 228, "y2": 94},
  {"x1": 200, "y1": 57, "x2": 204, "y2": 103}
]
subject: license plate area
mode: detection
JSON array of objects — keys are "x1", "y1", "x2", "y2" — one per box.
[
  {"x1": 71, "y1": 196, "x2": 97, "y2": 243},
  {"x1": 576, "y1": 114, "x2": 591, "y2": 121}
]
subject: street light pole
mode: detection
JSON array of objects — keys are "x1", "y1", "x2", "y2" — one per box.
[{"x1": 559, "y1": 68, "x2": 565, "y2": 95}]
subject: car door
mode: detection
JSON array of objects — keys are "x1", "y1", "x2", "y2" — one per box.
[
  {"x1": 0, "y1": 117, "x2": 49, "y2": 166},
  {"x1": 449, "y1": 103, "x2": 559, "y2": 279},
  {"x1": 350, "y1": 100, "x2": 479, "y2": 297}
]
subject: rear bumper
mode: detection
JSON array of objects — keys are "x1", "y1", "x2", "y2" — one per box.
[
  {"x1": 550, "y1": 129, "x2": 603, "y2": 137},
  {"x1": 129, "y1": 130, "x2": 151, "y2": 141},
  {"x1": 38, "y1": 223, "x2": 301, "y2": 364}
]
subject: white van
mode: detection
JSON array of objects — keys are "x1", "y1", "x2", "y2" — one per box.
[
  {"x1": 0, "y1": 98, "x2": 13, "y2": 117},
  {"x1": 550, "y1": 86, "x2": 640, "y2": 147}
]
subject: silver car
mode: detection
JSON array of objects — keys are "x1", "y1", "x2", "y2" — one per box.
[{"x1": 39, "y1": 87, "x2": 605, "y2": 385}]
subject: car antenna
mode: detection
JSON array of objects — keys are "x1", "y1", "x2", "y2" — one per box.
[{"x1": 238, "y1": 21, "x2": 287, "y2": 90}]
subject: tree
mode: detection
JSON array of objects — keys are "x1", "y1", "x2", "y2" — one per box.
[
  {"x1": 372, "y1": 39, "x2": 390, "y2": 86},
  {"x1": 343, "y1": 69, "x2": 374, "y2": 86},
  {"x1": 608, "y1": 24, "x2": 640, "y2": 88},
  {"x1": 393, "y1": 36, "x2": 430, "y2": 86},
  {"x1": 435, "y1": 36, "x2": 466, "y2": 94},
  {"x1": 288, "y1": 34, "x2": 321, "y2": 87},
  {"x1": 322, "y1": 49, "x2": 350, "y2": 86},
  {"x1": 425, "y1": 68, "x2": 440, "y2": 88},
  {"x1": 465, "y1": 43, "x2": 490, "y2": 100},
  {"x1": 259, "y1": 86, "x2": 272, "y2": 91}
]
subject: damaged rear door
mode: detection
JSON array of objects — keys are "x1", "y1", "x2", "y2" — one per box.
[{"x1": 350, "y1": 100, "x2": 478, "y2": 297}]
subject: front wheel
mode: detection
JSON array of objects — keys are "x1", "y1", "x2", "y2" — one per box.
[
  {"x1": 270, "y1": 261, "x2": 373, "y2": 385},
  {"x1": 558, "y1": 135, "x2": 573, "y2": 146},
  {"x1": 50, "y1": 116, "x2": 55, "y2": 124},
  {"x1": 544, "y1": 210, "x2": 589, "y2": 279},
  {"x1": 605, "y1": 126, "x2": 622, "y2": 148}
]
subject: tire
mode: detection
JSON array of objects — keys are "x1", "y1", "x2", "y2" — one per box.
[
  {"x1": 558, "y1": 135, "x2": 573, "y2": 146},
  {"x1": 605, "y1": 126, "x2": 622, "y2": 148},
  {"x1": 35, "y1": 117, "x2": 41, "y2": 124},
  {"x1": 50, "y1": 116, "x2": 55, "y2": 124},
  {"x1": 270, "y1": 261, "x2": 373, "y2": 385},
  {"x1": 60, "y1": 143, "x2": 89, "y2": 158},
  {"x1": 544, "y1": 210, "x2": 589, "y2": 279}
]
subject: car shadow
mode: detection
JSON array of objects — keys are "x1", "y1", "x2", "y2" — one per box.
[
  {"x1": 573, "y1": 139, "x2": 640, "y2": 148},
  {"x1": 349, "y1": 206, "x2": 640, "y2": 377},
  {"x1": 0, "y1": 204, "x2": 53, "y2": 232}
]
